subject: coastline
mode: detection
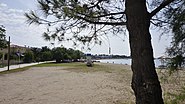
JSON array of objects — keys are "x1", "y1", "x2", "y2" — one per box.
[{"x1": 96, "y1": 58, "x2": 163, "y2": 67}]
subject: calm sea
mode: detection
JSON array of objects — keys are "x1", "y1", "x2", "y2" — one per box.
[{"x1": 96, "y1": 59, "x2": 162, "y2": 67}]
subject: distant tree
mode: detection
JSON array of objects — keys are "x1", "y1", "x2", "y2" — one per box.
[
  {"x1": 0, "y1": 25, "x2": 7, "y2": 48},
  {"x1": 34, "y1": 46, "x2": 53, "y2": 61},
  {"x1": 23, "y1": 51, "x2": 34, "y2": 63},
  {"x1": 41, "y1": 46, "x2": 51, "y2": 52},
  {"x1": 71, "y1": 50, "x2": 83, "y2": 61},
  {"x1": 61, "y1": 48, "x2": 83, "y2": 61},
  {"x1": 67, "y1": 48, "x2": 76, "y2": 60},
  {"x1": 31, "y1": 47, "x2": 42, "y2": 62},
  {"x1": 52, "y1": 47, "x2": 65, "y2": 63},
  {"x1": 40, "y1": 51, "x2": 53, "y2": 61},
  {"x1": 63, "y1": 53, "x2": 71, "y2": 60},
  {"x1": 25, "y1": 0, "x2": 183, "y2": 103}
]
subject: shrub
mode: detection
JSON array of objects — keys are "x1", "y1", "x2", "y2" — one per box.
[{"x1": 23, "y1": 51, "x2": 34, "y2": 63}]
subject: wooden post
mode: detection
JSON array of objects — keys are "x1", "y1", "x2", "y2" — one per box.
[
  {"x1": 7, "y1": 36, "x2": 10, "y2": 71},
  {"x1": 109, "y1": 47, "x2": 111, "y2": 54}
]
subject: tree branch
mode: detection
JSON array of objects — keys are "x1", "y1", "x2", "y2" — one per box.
[
  {"x1": 95, "y1": 12, "x2": 125, "y2": 18},
  {"x1": 77, "y1": 16, "x2": 126, "y2": 26},
  {"x1": 150, "y1": 0, "x2": 175, "y2": 18},
  {"x1": 88, "y1": 0, "x2": 103, "y2": 9},
  {"x1": 78, "y1": 11, "x2": 125, "y2": 19}
]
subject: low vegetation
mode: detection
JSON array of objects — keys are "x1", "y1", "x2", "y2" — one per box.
[
  {"x1": 0, "y1": 66, "x2": 32, "y2": 75},
  {"x1": 157, "y1": 68, "x2": 185, "y2": 104},
  {"x1": 0, "y1": 62, "x2": 122, "y2": 75},
  {"x1": 34, "y1": 62, "x2": 129, "y2": 74},
  {"x1": 164, "y1": 87, "x2": 185, "y2": 104}
]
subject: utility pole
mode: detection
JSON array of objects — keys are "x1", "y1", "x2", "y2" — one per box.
[
  {"x1": 7, "y1": 36, "x2": 10, "y2": 71},
  {"x1": 109, "y1": 47, "x2": 111, "y2": 55},
  {"x1": 18, "y1": 50, "x2": 20, "y2": 68}
]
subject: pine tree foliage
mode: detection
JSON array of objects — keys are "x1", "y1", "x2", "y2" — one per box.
[
  {"x1": 25, "y1": 0, "x2": 182, "y2": 103},
  {"x1": 0, "y1": 25, "x2": 7, "y2": 48},
  {"x1": 25, "y1": 0, "x2": 183, "y2": 47},
  {"x1": 150, "y1": 0, "x2": 185, "y2": 56},
  {"x1": 25, "y1": 0, "x2": 127, "y2": 47},
  {"x1": 164, "y1": 0, "x2": 185, "y2": 56}
]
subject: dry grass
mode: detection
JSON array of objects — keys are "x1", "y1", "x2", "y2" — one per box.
[{"x1": 157, "y1": 68, "x2": 185, "y2": 104}]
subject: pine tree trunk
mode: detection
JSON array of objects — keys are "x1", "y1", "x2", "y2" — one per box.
[{"x1": 125, "y1": 0, "x2": 164, "y2": 103}]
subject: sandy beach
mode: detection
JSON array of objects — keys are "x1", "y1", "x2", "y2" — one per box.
[
  {"x1": 1, "y1": 63, "x2": 185, "y2": 104},
  {"x1": 0, "y1": 63, "x2": 134, "y2": 104}
]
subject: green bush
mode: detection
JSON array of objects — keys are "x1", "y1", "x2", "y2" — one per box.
[
  {"x1": 52, "y1": 47, "x2": 64, "y2": 63},
  {"x1": 23, "y1": 51, "x2": 34, "y2": 63},
  {"x1": 40, "y1": 51, "x2": 53, "y2": 61}
]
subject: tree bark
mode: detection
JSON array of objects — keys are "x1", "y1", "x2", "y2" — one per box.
[{"x1": 125, "y1": 0, "x2": 164, "y2": 104}]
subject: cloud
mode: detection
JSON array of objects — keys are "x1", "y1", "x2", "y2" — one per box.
[
  {"x1": 0, "y1": 3, "x2": 7, "y2": 7},
  {"x1": 0, "y1": 3, "x2": 24, "y2": 24},
  {"x1": 0, "y1": 3, "x2": 50, "y2": 48},
  {"x1": 0, "y1": 2, "x2": 171, "y2": 57},
  {"x1": 0, "y1": 2, "x2": 131, "y2": 55}
]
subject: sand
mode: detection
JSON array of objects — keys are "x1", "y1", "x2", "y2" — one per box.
[
  {"x1": 0, "y1": 64, "x2": 134, "y2": 104},
  {"x1": 1, "y1": 63, "x2": 184, "y2": 104}
]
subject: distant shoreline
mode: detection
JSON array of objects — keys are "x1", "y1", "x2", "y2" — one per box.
[
  {"x1": 94, "y1": 58, "x2": 131, "y2": 60},
  {"x1": 96, "y1": 58, "x2": 162, "y2": 67}
]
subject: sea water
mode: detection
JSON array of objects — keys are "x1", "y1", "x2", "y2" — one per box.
[{"x1": 96, "y1": 59, "x2": 162, "y2": 67}]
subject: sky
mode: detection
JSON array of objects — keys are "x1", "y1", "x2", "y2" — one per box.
[{"x1": 0, "y1": 0, "x2": 172, "y2": 57}]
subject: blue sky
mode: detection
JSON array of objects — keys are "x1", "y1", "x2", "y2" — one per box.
[{"x1": 0, "y1": 0, "x2": 172, "y2": 57}]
